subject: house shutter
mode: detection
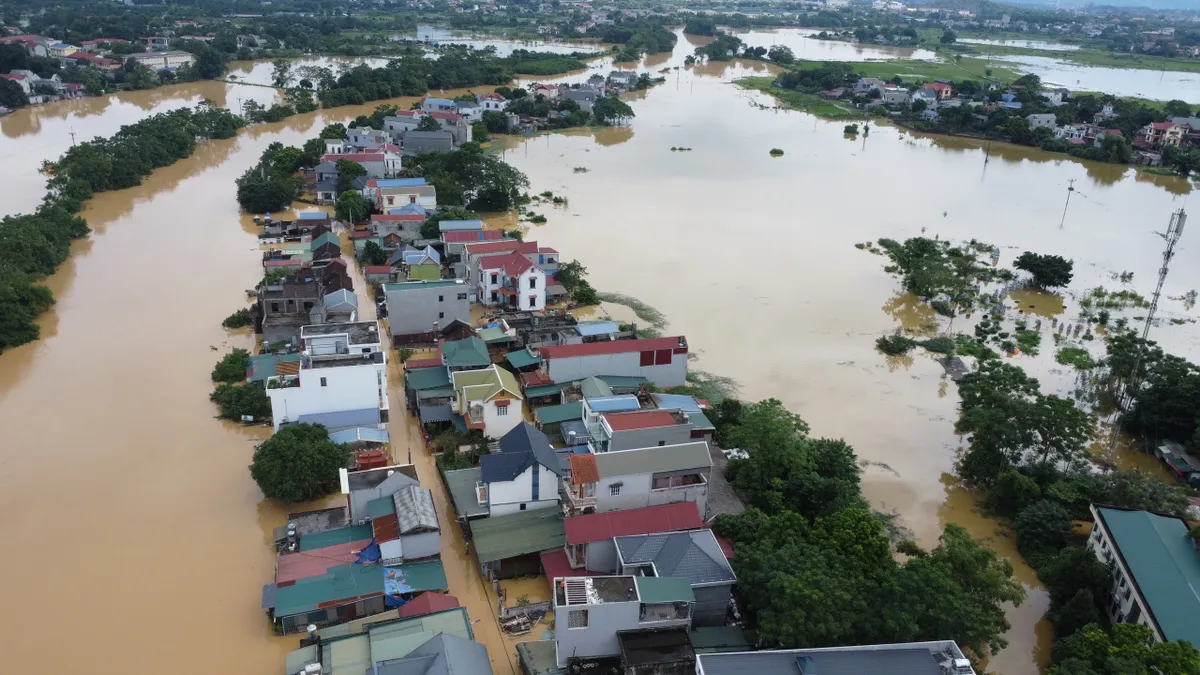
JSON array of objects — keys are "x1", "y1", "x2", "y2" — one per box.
[
  {"x1": 640, "y1": 351, "x2": 654, "y2": 367},
  {"x1": 655, "y1": 349, "x2": 672, "y2": 365}
]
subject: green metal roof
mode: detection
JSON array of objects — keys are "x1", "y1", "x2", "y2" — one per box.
[
  {"x1": 517, "y1": 640, "x2": 565, "y2": 675},
  {"x1": 506, "y1": 348, "x2": 540, "y2": 369},
  {"x1": 579, "y1": 376, "x2": 612, "y2": 398},
  {"x1": 635, "y1": 576, "x2": 695, "y2": 604},
  {"x1": 477, "y1": 327, "x2": 514, "y2": 344},
  {"x1": 308, "y1": 608, "x2": 475, "y2": 675},
  {"x1": 442, "y1": 337, "x2": 490, "y2": 368},
  {"x1": 534, "y1": 401, "x2": 584, "y2": 426},
  {"x1": 312, "y1": 232, "x2": 341, "y2": 250},
  {"x1": 299, "y1": 523, "x2": 375, "y2": 551},
  {"x1": 1097, "y1": 507, "x2": 1200, "y2": 646},
  {"x1": 367, "y1": 496, "x2": 395, "y2": 519},
  {"x1": 599, "y1": 375, "x2": 649, "y2": 391},
  {"x1": 689, "y1": 627, "x2": 751, "y2": 654},
  {"x1": 273, "y1": 562, "x2": 384, "y2": 618},
  {"x1": 688, "y1": 411, "x2": 714, "y2": 431},
  {"x1": 443, "y1": 467, "x2": 489, "y2": 519},
  {"x1": 407, "y1": 264, "x2": 440, "y2": 281},
  {"x1": 416, "y1": 386, "x2": 455, "y2": 400},
  {"x1": 384, "y1": 280, "x2": 463, "y2": 292},
  {"x1": 472, "y1": 508, "x2": 566, "y2": 563},
  {"x1": 406, "y1": 366, "x2": 451, "y2": 391},
  {"x1": 524, "y1": 383, "x2": 564, "y2": 399},
  {"x1": 246, "y1": 353, "x2": 301, "y2": 383},
  {"x1": 353, "y1": 236, "x2": 385, "y2": 251}
]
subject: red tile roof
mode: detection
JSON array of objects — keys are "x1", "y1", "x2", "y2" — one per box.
[
  {"x1": 404, "y1": 357, "x2": 442, "y2": 370},
  {"x1": 443, "y1": 230, "x2": 505, "y2": 244},
  {"x1": 522, "y1": 370, "x2": 553, "y2": 387},
  {"x1": 540, "y1": 336, "x2": 687, "y2": 360},
  {"x1": 275, "y1": 538, "x2": 373, "y2": 583},
  {"x1": 0, "y1": 73, "x2": 24, "y2": 81},
  {"x1": 463, "y1": 239, "x2": 524, "y2": 256},
  {"x1": 350, "y1": 230, "x2": 374, "y2": 239},
  {"x1": 570, "y1": 454, "x2": 600, "y2": 485},
  {"x1": 397, "y1": 592, "x2": 461, "y2": 619},
  {"x1": 478, "y1": 251, "x2": 535, "y2": 277},
  {"x1": 565, "y1": 502, "x2": 704, "y2": 544},
  {"x1": 926, "y1": 82, "x2": 951, "y2": 92},
  {"x1": 603, "y1": 410, "x2": 678, "y2": 432},
  {"x1": 1151, "y1": 122, "x2": 1176, "y2": 130},
  {"x1": 365, "y1": 265, "x2": 392, "y2": 274},
  {"x1": 373, "y1": 214, "x2": 426, "y2": 222}
]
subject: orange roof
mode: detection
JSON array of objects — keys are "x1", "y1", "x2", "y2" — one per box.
[
  {"x1": 570, "y1": 454, "x2": 600, "y2": 485},
  {"x1": 603, "y1": 409, "x2": 678, "y2": 431}
]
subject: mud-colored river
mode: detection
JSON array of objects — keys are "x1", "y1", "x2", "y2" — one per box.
[{"x1": 1, "y1": 28, "x2": 1197, "y2": 675}]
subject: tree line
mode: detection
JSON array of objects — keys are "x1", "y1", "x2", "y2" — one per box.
[{"x1": 0, "y1": 104, "x2": 245, "y2": 353}]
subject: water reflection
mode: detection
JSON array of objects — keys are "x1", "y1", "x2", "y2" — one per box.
[
  {"x1": 731, "y1": 28, "x2": 938, "y2": 61},
  {"x1": 990, "y1": 54, "x2": 1200, "y2": 104},
  {"x1": 960, "y1": 38, "x2": 1080, "y2": 52}
]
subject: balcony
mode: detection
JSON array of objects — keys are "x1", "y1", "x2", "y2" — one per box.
[
  {"x1": 465, "y1": 404, "x2": 486, "y2": 431},
  {"x1": 561, "y1": 477, "x2": 597, "y2": 512}
]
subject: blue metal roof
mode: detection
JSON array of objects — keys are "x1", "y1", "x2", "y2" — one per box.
[
  {"x1": 298, "y1": 211, "x2": 329, "y2": 220},
  {"x1": 652, "y1": 394, "x2": 704, "y2": 413},
  {"x1": 375, "y1": 178, "x2": 427, "y2": 188},
  {"x1": 328, "y1": 427, "x2": 390, "y2": 444},
  {"x1": 390, "y1": 203, "x2": 427, "y2": 216},
  {"x1": 425, "y1": 97, "x2": 456, "y2": 107},
  {"x1": 575, "y1": 321, "x2": 620, "y2": 337},
  {"x1": 586, "y1": 395, "x2": 641, "y2": 413},
  {"x1": 438, "y1": 220, "x2": 484, "y2": 232},
  {"x1": 295, "y1": 408, "x2": 381, "y2": 431}
]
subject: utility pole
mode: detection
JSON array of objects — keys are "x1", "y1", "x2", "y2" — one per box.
[
  {"x1": 1105, "y1": 208, "x2": 1186, "y2": 461},
  {"x1": 1058, "y1": 178, "x2": 1075, "y2": 228},
  {"x1": 69, "y1": 128, "x2": 76, "y2": 147}
]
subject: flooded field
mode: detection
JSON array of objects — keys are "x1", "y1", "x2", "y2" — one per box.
[
  {"x1": 0, "y1": 28, "x2": 1197, "y2": 675},
  {"x1": 730, "y1": 27, "x2": 939, "y2": 61},
  {"x1": 960, "y1": 37, "x2": 1081, "y2": 52},
  {"x1": 989, "y1": 53, "x2": 1200, "y2": 103}
]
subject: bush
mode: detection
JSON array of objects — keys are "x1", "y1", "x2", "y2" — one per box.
[
  {"x1": 877, "y1": 332, "x2": 917, "y2": 355},
  {"x1": 249, "y1": 423, "x2": 350, "y2": 502},
  {"x1": 769, "y1": 148, "x2": 784, "y2": 156},
  {"x1": 211, "y1": 348, "x2": 251, "y2": 383},
  {"x1": 1055, "y1": 346, "x2": 1095, "y2": 370},
  {"x1": 210, "y1": 382, "x2": 271, "y2": 420},
  {"x1": 1014, "y1": 500, "x2": 1074, "y2": 562},
  {"x1": 919, "y1": 336, "x2": 955, "y2": 354},
  {"x1": 222, "y1": 307, "x2": 252, "y2": 329}
]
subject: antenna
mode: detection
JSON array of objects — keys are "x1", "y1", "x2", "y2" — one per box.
[
  {"x1": 1105, "y1": 208, "x2": 1186, "y2": 461},
  {"x1": 1059, "y1": 178, "x2": 1075, "y2": 229}
]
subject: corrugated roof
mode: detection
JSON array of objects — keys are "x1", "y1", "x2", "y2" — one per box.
[
  {"x1": 575, "y1": 321, "x2": 620, "y2": 337},
  {"x1": 297, "y1": 408, "x2": 381, "y2": 431},
  {"x1": 442, "y1": 337, "x2": 491, "y2": 368},
  {"x1": 384, "y1": 280, "x2": 463, "y2": 292},
  {"x1": 329, "y1": 427, "x2": 391, "y2": 444},
  {"x1": 696, "y1": 644, "x2": 951, "y2": 675},
  {"x1": 271, "y1": 562, "x2": 385, "y2": 618},
  {"x1": 689, "y1": 627, "x2": 751, "y2": 653},
  {"x1": 472, "y1": 508, "x2": 566, "y2": 563},
  {"x1": 396, "y1": 591, "x2": 460, "y2": 619},
  {"x1": 635, "y1": 576, "x2": 695, "y2": 604},
  {"x1": 477, "y1": 327, "x2": 514, "y2": 344},
  {"x1": 406, "y1": 366, "x2": 452, "y2": 391},
  {"x1": 453, "y1": 365, "x2": 521, "y2": 402},
  {"x1": 599, "y1": 375, "x2": 650, "y2": 391},
  {"x1": 300, "y1": 523, "x2": 375, "y2": 551},
  {"x1": 615, "y1": 530, "x2": 736, "y2": 585},
  {"x1": 443, "y1": 230, "x2": 504, "y2": 244},
  {"x1": 394, "y1": 485, "x2": 439, "y2": 534},
  {"x1": 651, "y1": 394, "x2": 704, "y2": 413},
  {"x1": 541, "y1": 336, "x2": 687, "y2": 359},
  {"x1": 587, "y1": 395, "x2": 640, "y2": 413},
  {"x1": 565, "y1": 502, "x2": 704, "y2": 545},
  {"x1": 375, "y1": 630, "x2": 490, "y2": 675},
  {"x1": 1097, "y1": 507, "x2": 1200, "y2": 646},
  {"x1": 604, "y1": 410, "x2": 678, "y2": 431},
  {"x1": 534, "y1": 401, "x2": 584, "y2": 425},
  {"x1": 593, "y1": 442, "x2": 712, "y2": 479},
  {"x1": 443, "y1": 467, "x2": 489, "y2": 519},
  {"x1": 507, "y1": 348, "x2": 541, "y2": 369},
  {"x1": 570, "y1": 454, "x2": 599, "y2": 485},
  {"x1": 579, "y1": 377, "x2": 613, "y2": 398},
  {"x1": 276, "y1": 538, "x2": 374, "y2": 583},
  {"x1": 438, "y1": 219, "x2": 484, "y2": 232},
  {"x1": 524, "y1": 383, "x2": 564, "y2": 399}
]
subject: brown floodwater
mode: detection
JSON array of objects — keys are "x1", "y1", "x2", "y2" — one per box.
[{"x1": 1, "y1": 29, "x2": 1197, "y2": 675}]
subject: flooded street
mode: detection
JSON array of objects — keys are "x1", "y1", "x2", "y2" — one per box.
[{"x1": 1, "y1": 29, "x2": 1198, "y2": 675}]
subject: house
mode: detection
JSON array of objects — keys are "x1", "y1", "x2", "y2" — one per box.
[
  {"x1": 400, "y1": 130, "x2": 455, "y2": 155},
  {"x1": 442, "y1": 229, "x2": 505, "y2": 257},
  {"x1": 1027, "y1": 113, "x2": 1057, "y2": 129},
  {"x1": 373, "y1": 212, "x2": 427, "y2": 241},
  {"x1": 1039, "y1": 89, "x2": 1065, "y2": 106},
  {"x1": 1155, "y1": 440, "x2": 1200, "y2": 484},
  {"x1": 371, "y1": 177, "x2": 437, "y2": 210},
  {"x1": 564, "y1": 87, "x2": 601, "y2": 113},
  {"x1": 385, "y1": 111, "x2": 473, "y2": 146},
  {"x1": 246, "y1": 352, "x2": 303, "y2": 384},
  {"x1": 530, "y1": 83, "x2": 559, "y2": 100},
  {"x1": 371, "y1": 484, "x2": 441, "y2": 564},
  {"x1": 880, "y1": 88, "x2": 910, "y2": 105},
  {"x1": 127, "y1": 50, "x2": 195, "y2": 71},
  {"x1": 1141, "y1": 121, "x2": 1188, "y2": 148},
  {"x1": 924, "y1": 81, "x2": 952, "y2": 99},
  {"x1": 1087, "y1": 504, "x2": 1200, "y2": 647},
  {"x1": 451, "y1": 364, "x2": 524, "y2": 438},
  {"x1": 562, "y1": 502, "x2": 706, "y2": 574},
  {"x1": 563, "y1": 442, "x2": 712, "y2": 518},
  {"x1": 456, "y1": 99, "x2": 482, "y2": 122},
  {"x1": 340, "y1": 464, "x2": 421, "y2": 523},
  {"x1": 0, "y1": 35, "x2": 51, "y2": 57},
  {"x1": 346, "y1": 126, "x2": 390, "y2": 149},
  {"x1": 854, "y1": 77, "x2": 885, "y2": 94},
  {"x1": 1095, "y1": 103, "x2": 1116, "y2": 122},
  {"x1": 586, "y1": 407, "x2": 707, "y2": 454},
  {"x1": 266, "y1": 321, "x2": 389, "y2": 431},
  {"x1": 396, "y1": 591, "x2": 461, "y2": 619},
  {"x1": 539, "y1": 336, "x2": 689, "y2": 387},
  {"x1": 422, "y1": 96, "x2": 460, "y2": 114},
  {"x1": 472, "y1": 507, "x2": 567, "y2": 579},
  {"x1": 607, "y1": 70, "x2": 638, "y2": 90},
  {"x1": 552, "y1": 575, "x2": 696, "y2": 668},
  {"x1": 256, "y1": 279, "x2": 325, "y2": 345},
  {"x1": 321, "y1": 147, "x2": 403, "y2": 179},
  {"x1": 476, "y1": 251, "x2": 548, "y2": 312},
  {"x1": 323, "y1": 288, "x2": 358, "y2": 322},
  {"x1": 478, "y1": 92, "x2": 509, "y2": 111},
  {"x1": 695, "y1": 640, "x2": 978, "y2": 675},
  {"x1": 479, "y1": 422, "x2": 564, "y2": 516},
  {"x1": 461, "y1": 239, "x2": 525, "y2": 285},
  {"x1": 912, "y1": 89, "x2": 937, "y2": 108},
  {"x1": 615, "y1": 529, "x2": 736, "y2": 626},
  {"x1": 283, "y1": 608, "x2": 481, "y2": 670},
  {"x1": 384, "y1": 280, "x2": 470, "y2": 342},
  {"x1": 365, "y1": 265, "x2": 394, "y2": 284}
]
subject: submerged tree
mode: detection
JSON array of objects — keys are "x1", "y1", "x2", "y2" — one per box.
[
  {"x1": 249, "y1": 423, "x2": 350, "y2": 502},
  {"x1": 1015, "y1": 251, "x2": 1074, "y2": 288}
]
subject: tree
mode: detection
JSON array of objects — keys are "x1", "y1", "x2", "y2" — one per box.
[
  {"x1": 335, "y1": 159, "x2": 367, "y2": 194},
  {"x1": 209, "y1": 382, "x2": 271, "y2": 420},
  {"x1": 249, "y1": 423, "x2": 350, "y2": 502},
  {"x1": 335, "y1": 190, "x2": 371, "y2": 224},
  {"x1": 211, "y1": 348, "x2": 251, "y2": 383},
  {"x1": 1130, "y1": 353, "x2": 1200, "y2": 443},
  {"x1": 236, "y1": 165, "x2": 298, "y2": 213},
  {"x1": 592, "y1": 95, "x2": 635, "y2": 126},
  {"x1": 416, "y1": 115, "x2": 443, "y2": 132},
  {"x1": 362, "y1": 240, "x2": 388, "y2": 266},
  {"x1": 1014, "y1": 251, "x2": 1073, "y2": 288},
  {"x1": 125, "y1": 63, "x2": 155, "y2": 90},
  {"x1": 421, "y1": 205, "x2": 478, "y2": 239},
  {"x1": 1053, "y1": 623, "x2": 1200, "y2": 675},
  {"x1": 941, "y1": 30, "x2": 957, "y2": 44},
  {"x1": 552, "y1": 259, "x2": 599, "y2": 305},
  {"x1": 683, "y1": 17, "x2": 717, "y2": 36},
  {"x1": 186, "y1": 43, "x2": 225, "y2": 79},
  {"x1": 271, "y1": 59, "x2": 291, "y2": 88},
  {"x1": 0, "y1": 77, "x2": 28, "y2": 109},
  {"x1": 221, "y1": 308, "x2": 253, "y2": 329},
  {"x1": 404, "y1": 143, "x2": 528, "y2": 211},
  {"x1": 1013, "y1": 500, "x2": 1073, "y2": 560},
  {"x1": 767, "y1": 45, "x2": 795, "y2": 65},
  {"x1": 982, "y1": 468, "x2": 1041, "y2": 518},
  {"x1": 1164, "y1": 100, "x2": 1193, "y2": 118}
]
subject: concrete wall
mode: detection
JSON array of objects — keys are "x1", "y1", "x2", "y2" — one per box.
[
  {"x1": 348, "y1": 472, "x2": 418, "y2": 522},
  {"x1": 554, "y1": 599, "x2": 690, "y2": 667},
  {"x1": 585, "y1": 540, "x2": 619, "y2": 573},
  {"x1": 547, "y1": 351, "x2": 687, "y2": 387},
  {"x1": 267, "y1": 362, "x2": 385, "y2": 431},
  {"x1": 489, "y1": 464, "x2": 561, "y2": 516},
  {"x1": 400, "y1": 530, "x2": 441, "y2": 561},
  {"x1": 1087, "y1": 518, "x2": 1162, "y2": 640},
  {"x1": 692, "y1": 584, "x2": 732, "y2": 627},
  {"x1": 595, "y1": 471, "x2": 707, "y2": 516},
  {"x1": 609, "y1": 425, "x2": 693, "y2": 453},
  {"x1": 385, "y1": 286, "x2": 470, "y2": 336},
  {"x1": 480, "y1": 397, "x2": 524, "y2": 440}
]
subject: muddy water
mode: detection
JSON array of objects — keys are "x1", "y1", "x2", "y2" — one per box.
[
  {"x1": 989, "y1": 53, "x2": 1200, "y2": 103},
  {"x1": 1, "y1": 28, "x2": 1197, "y2": 675},
  {"x1": 731, "y1": 28, "x2": 938, "y2": 61}
]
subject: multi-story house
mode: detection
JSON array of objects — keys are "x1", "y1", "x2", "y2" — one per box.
[
  {"x1": 128, "y1": 50, "x2": 195, "y2": 70},
  {"x1": 538, "y1": 336, "x2": 689, "y2": 387},
  {"x1": 266, "y1": 321, "x2": 389, "y2": 431},
  {"x1": 384, "y1": 280, "x2": 470, "y2": 342},
  {"x1": 615, "y1": 529, "x2": 736, "y2": 627},
  {"x1": 696, "y1": 641, "x2": 978, "y2": 675},
  {"x1": 255, "y1": 279, "x2": 325, "y2": 345},
  {"x1": 385, "y1": 111, "x2": 473, "y2": 146},
  {"x1": 562, "y1": 502, "x2": 705, "y2": 573},
  {"x1": 476, "y1": 251, "x2": 547, "y2": 312},
  {"x1": 478, "y1": 92, "x2": 509, "y2": 110},
  {"x1": 562, "y1": 442, "x2": 712, "y2": 517},
  {"x1": 585, "y1": 408, "x2": 697, "y2": 454},
  {"x1": 451, "y1": 364, "x2": 524, "y2": 438},
  {"x1": 1140, "y1": 121, "x2": 1189, "y2": 148},
  {"x1": 479, "y1": 422, "x2": 564, "y2": 516},
  {"x1": 370, "y1": 177, "x2": 438, "y2": 210},
  {"x1": 320, "y1": 146, "x2": 403, "y2": 179},
  {"x1": 553, "y1": 575, "x2": 696, "y2": 669},
  {"x1": 1086, "y1": 504, "x2": 1200, "y2": 647}
]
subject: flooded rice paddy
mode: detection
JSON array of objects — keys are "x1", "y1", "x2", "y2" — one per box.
[{"x1": 1, "y1": 27, "x2": 1198, "y2": 675}]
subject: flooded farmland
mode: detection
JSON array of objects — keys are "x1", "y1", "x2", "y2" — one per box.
[{"x1": 1, "y1": 27, "x2": 1198, "y2": 675}]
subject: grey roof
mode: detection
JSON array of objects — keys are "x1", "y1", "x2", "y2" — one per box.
[
  {"x1": 328, "y1": 426, "x2": 390, "y2": 444},
  {"x1": 481, "y1": 423, "x2": 564, "y2": 483},
  {"x1": 324, "y1": 288, "x2": 359, "y2": 310},
  {"x1": 393, "y1": 485, "x2": 439, "y2": 534},
  {"x1": 695, "y1": 642, "x2": 970, "y2": 675},
  {"x1": 295, "y1": 407, "x2": 381, "y2": 430},
  {"x1": 314, "y1": 161, "x2": 336, "y2": 173},
  {"x1": 593, "y1": 441, "x2": 712, "y2": 479},
  {"x1": 615, "y1": 530, "x2": 735, "y2": 586},
  {"x1": 375, "y1": 632, "x2": 493, "y2": 675},
  {"x1": 443, "y1": 467, "x2": 489, "y2": 518},
  {"x1": 346, "y1": 465, "x2": 419, "y2": 492}
]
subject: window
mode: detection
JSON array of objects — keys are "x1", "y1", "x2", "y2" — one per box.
[
  {"x1": 303, "y1": 302, "x2": 314, "y2": 311},
  {"x1": 529, "y1": 296, "x2": 536, "y2": 308},
  {"x1": 657, "y1": 441, "x2": 666, "y2": 447},
  {"x1": 271, "y1": 302, "x2": 280, "y2": 312},
  {"x1": 409, "y1": 195, "x2": 416, "y2": 204},
  {"x1": 529, "y1": 277, "x2": 537, "y2": 289},
  {"x1": 655, "y1": 349, "x2": 672, "y2": 365},
  {"x1": 491, "y1": 273, "x2": 498, "y2": 284},
  {"x1": 438, "y1": 312, "x2": 444, "y2": 319},
  {"x1": 567, "y1": 610, "x2": 589, "y2": 629},
  {"x1": 497, "y1": 405, "x2": 508, "y2": 416},
  {"x1": 491, "y1": 291, "x2": 498, "y2": 302},
  {"x1": 609, "y1": 483, "x2": 622, "y2": 496},
  {"x1": 546, "y1": 257, "x2": 555, "y2": 264},
  {"x1": 387, "y1": 196, "x2": 394, "y2": 205},
  {"x1": 438, "y1": 295, "x2": 444, "y2": 302},
  {"x1": 457, "y1": 293, "x2": 468, "y2": 300},
  {"x1": 519, "y1": 503, "x2": 526, "y2": 511},
  {"x1": 640, "y1": 351, "x2": 654, "y2": 367},
  {"x1": 320, "y1": 377, "x2": 327, "y2": 387}
]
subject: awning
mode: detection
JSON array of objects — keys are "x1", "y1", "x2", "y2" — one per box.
[
  {"x1": 420, "y1": 404, "x2": 453, "y2": 424},
  {"x1": 524, "y1": 383, "x2": 564, "y2": 399}
]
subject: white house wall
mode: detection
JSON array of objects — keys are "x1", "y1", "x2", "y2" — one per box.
[
  {"x1": 268, "y1": 363, "x2": 386, "y2": 431},
  {"x1": 489, "y1": 465, "x2": 561, "y2": 516},
  {"x1": 547, "y1": 352, "x2": 687, "y2": 387}
]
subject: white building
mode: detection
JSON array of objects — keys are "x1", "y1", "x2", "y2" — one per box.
[
  {"x1": 538, "y1": 336, "x2": 689, "y2": 387},
  {"x1": 563, "y1": 442, "x2": 712, "y2": 517},
  {"x1": 478, "y1": 92, "x2": 509, "y2": 111},
  {"x1": 479, "y1": 422, "x2": 563, "y2": 516},
  {"x1": 1027, "y1": 113, "x2": 1057, "y2": 130},
  {"x1": 266, "y1": 321, "x2": 389, "y2": 431},
  {"x1": 450, "y1": 364, "x2": 524, "y2": 439},
  {"x1": 476, "y1": 251, "x2": 547, "y2": 311},
  {"x1": 128, "y1": 50, "x2": 195, "y2": 70}
]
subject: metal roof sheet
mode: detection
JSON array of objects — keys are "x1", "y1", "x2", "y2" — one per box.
[
  {"x1": 615, "y1": 530, "x2": 736, "y2": 586},
  {"x1": 406, "y1": 367, "x2": 452, "y2": 391},
  {"x1": 540, "y1": 336, "x2": 687, "y2": 359},
  {"x1": 438, "y1": 219, "x2": 484, "y2": 232},
  {"x1": 471, "y1": 509, "x2": 566, "y2": 563},
  {"x1": 394, "y1": 485, "x2": 439, "y2": 534},
  {"x1": 564, "y1": 502, "x2": 704, "y2": 545},
  {"x1": 593, "y1": 442, "x2": 712, "y2": 479},
  {"x1": 651, "y1": 394, "x2": 704, "y2": 413},
  {"x1": 579, "y1": 376, "x2": 613, "y2": 398},
  {"x1": 300, "y1": 523, "x2": 375, "y2": 551},
  {"x1": 329, "y1": 427, "x2": 391, "y2": 444},
  {"x1": 443, "y1": 467, "x2": 489, "y2": 519},
  {"x1": 506, "y1": 348, "x2": 541, "y2": 369},
  {"x1": 534, "y1": 401, "x2": 584, "y2": 425},
  {"x1": 635, "y1": 576, "x2": 695, "y2": 604},
  {"x1": 575, "y1": 321, "x2": 620, "y2": 337},
  {"x1": 442, "y1": 337, "x2": 490, "y2": 368},
  {"x1": 587, "y1": 395, "x2": 640, "y2": 413},
  {"x1": 524, "y1": 383, "x2": 564, "y2": 399},
  {"x1": 696, "y1": 644, "x2": 954, "y2": 675}
]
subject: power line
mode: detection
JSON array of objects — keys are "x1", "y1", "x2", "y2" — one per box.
[
  {"x1": 1059, "y1": 178, "x2": 1075, "y2": 229},
  {"x1": 1105, "y1": 207, "x2": 1186, "y2": 462}
]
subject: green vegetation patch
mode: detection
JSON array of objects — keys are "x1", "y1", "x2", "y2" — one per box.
[
  {"x1": 735, "y1": 77, "x2": 868, "y2": 121},
  {"x1": 1055, "y1": 346, "x2": 1097, "y2": 370}
]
